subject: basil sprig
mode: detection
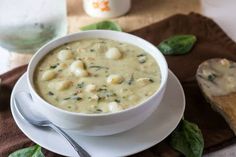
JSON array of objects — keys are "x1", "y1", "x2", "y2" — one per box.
[
  {"x1": 9, "y1": 145, "x2": 45, "y2": 157},
  {"x1": 80, "y1": 21, "x2": 122, "y2": 31},
  {"x1": 170, "y1": 119, "x2": 204, "y2": 157},
  {"x1": 157, "y1": 35, "x2": 197, "y2": 55}
]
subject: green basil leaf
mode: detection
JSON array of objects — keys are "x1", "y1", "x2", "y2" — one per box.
[
  {"x1": 80, "y1": 21, "x2": 122, "y2": 31},
  {"x1": 157, "y1": 35, "x2": 197, "y2": 55},
  {"x1": 170, "y1": 119, "x2": 204, "y2": 157},
  {"x1": 9, "y1": 145, "x2": 45, "y2": 157}
]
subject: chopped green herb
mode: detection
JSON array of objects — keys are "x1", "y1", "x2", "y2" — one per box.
[
  {"x1": 96, "y1": 109, "x2": 102, "y2": 112},
  {"x1": 105, "y1": 92, "x2": 116, "y2": 97},
  {"x1": 149, "y1": 78, "x2": 154, "y2": 83},
  {"x1": 128, "y1": 74, "x2": 134, "y2": 85},
  {"x1": 75, "y1": 97, "x2": 82, "y2": 101},
  {"x1": 114, "y1": 99, "x2": 120, "y2": 103},
  {"x1": 97, "y1": 96, "x2": 102, "y2": 103},
  {"x1": 64, "y1": 96, "x2": 82, "y2": 101},
  {"x1": 207, "y1": 74, "x2": 217, "y2": 82},
  {"x1": 77, "y1": 82, "x2": 85, "y2": 88},
  {"x1": 89, "y1": 65, "x2": 109, "y2": 71},
  {"x1": 84, "y1": 63, "x2": 87, "y2": 69},
  {"x1": 48, "y1": 91, "x2": 54, "y2": 96},
  {"x1": 65, "y1": 47, "x2": 71, "y2": 50},
  {"x1": 97, "y1": 89, "x2": 116, "y2": 100},
  {"x1": 90, "y1": 49, "x2": 95, "y2": 52},
  {"x1": 50, "y1": 63, "x2": 59, "y2": 69},
  {"x1": 137, "y1": 54, "x2": 145, "y2": 57},
  {"x1": 97, "y1": 88, "x2": 107, "y2": 92},
  {"x1": 63, "y1": 97, "x2": 71, "y2": 100}
]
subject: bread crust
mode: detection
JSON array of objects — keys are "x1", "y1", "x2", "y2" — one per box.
[{"x1": 196, "y1": 58, "x2": 236, "y2": 135}]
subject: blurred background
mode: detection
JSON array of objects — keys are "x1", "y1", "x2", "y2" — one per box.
[{"x1": 0, "y1": 0, "x2": 234, "y2": 75}]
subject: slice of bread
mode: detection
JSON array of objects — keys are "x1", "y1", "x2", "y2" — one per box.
[{"x1": 196, "y1": 58, "x2": 236, "y2": 134}]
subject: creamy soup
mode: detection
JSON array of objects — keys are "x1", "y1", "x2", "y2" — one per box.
[{"x1": 34, "y1": 38, "x2": 161, "y2": 114}]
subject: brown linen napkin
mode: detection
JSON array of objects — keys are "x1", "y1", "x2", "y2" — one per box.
[
  {"x1": 1, "y1": 13, "x2": 236, "y2": 157},
  {"x1": 0, "y1": 65, "x2": 62, "y2": 157}
]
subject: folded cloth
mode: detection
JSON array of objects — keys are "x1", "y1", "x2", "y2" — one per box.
[{"x1": 1, "y1": 13, "x2": 236, "y2": 157}]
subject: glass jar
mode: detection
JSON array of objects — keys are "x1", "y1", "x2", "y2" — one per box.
[
  {"x1": 0, "y1": 0, "x2": 67, "y2": 53},
  {"x1": 83, "y1": 0, "x2": 131, "y2": 18}
]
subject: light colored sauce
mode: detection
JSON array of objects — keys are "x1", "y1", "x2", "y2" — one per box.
[
  {"x1": 197, "y1": 58, "x2": 236, "y2": 96},
  {"x1": 34, "y1": 38, "x2": 161, "y2": 114}
]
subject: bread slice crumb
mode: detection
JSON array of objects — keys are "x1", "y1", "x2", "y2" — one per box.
[{"x1": 196, "y1": 58, "x2": 236, "y2": 134}]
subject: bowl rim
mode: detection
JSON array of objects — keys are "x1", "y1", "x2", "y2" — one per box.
[{"x1": 27, "y1": 30, "x2": 168, "y2": 117}]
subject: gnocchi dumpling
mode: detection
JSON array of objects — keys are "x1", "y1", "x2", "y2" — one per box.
[
  {"x1": 108, "y1": 102, "x2": 123, "y2": 112},
  {"x1": 57, "y1": 49, "x2": 73, "y2": 61},
  {"x1": 107, "y1": 74, "x2": 124, "y2": 84},
  {"x1": 41, "y1": 70, "x2": 56, "y2": 81},
  {"x1": 48, "y1": 80, "x2": 72, "y2": 91},
  {"x1": 105, "y1": 47, "x2": 122, "y2": 60},
  {"x1": 58, "y1": 63, "x2": 67, "y2": 69},
  {"x1": 70, "y1": 60, "x2": 89, "y2": 77},
  {"x1": 57, "y1": 80, "x2": 72, "y2": 90},
  {"x1": 85, "y1": 84, "x2": 96, "y2": 92},
  {"x1": 70, "y1": 60, "x2": 85, "y2": 72},
  {"x1": 128, "y1": 95, "x2": 140, "y2": 101},
  {"x1": 89, "y1": 94, "x2": 99, "y2": 101},
  {"x1": 136, "y1": 78, "x2": 153, "y2": 86},
  {"x1": 73, "y1": 69, "x2": 89, "y2": 77}
]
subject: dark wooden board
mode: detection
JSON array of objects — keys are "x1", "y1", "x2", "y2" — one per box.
[{"x1": 130, "y1": 13, "x2": 236, "y2": 156}]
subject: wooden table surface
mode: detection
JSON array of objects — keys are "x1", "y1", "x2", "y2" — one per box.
[{"x1": 1, "y1": 0, "x2": 236, "y2": 156}]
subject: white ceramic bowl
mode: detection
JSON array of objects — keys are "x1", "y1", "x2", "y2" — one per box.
[{"x1": 27, "y1": 30, "x2": 168, "y2": 136}]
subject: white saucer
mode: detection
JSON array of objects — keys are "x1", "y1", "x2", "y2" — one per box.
[{"x1": 10, "y1": 70, "x2": 185, "y2": 157}]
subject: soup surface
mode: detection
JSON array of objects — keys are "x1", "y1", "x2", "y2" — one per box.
[{"x1": 34, "y1": 38, "x2": 161, "y2": 114}]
